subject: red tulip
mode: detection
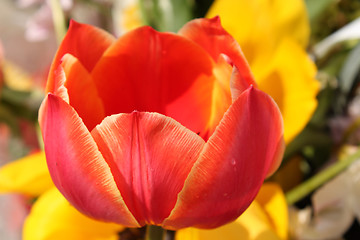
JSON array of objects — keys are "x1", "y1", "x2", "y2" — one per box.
[{"x1": 38, "y1": 17, "x2": 284, "y2": 230}]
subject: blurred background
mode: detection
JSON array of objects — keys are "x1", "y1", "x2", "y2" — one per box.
[{"x1": 0, "y1": 0, "x2": 360, "y2": 239}]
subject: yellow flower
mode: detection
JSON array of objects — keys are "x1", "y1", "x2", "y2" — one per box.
[
  {"x1": 23, "y1": 187, "x2": 123, "y2": 240},
  {"x1": 0, "y1": 152, "x2": 52, "y2": 196},
  {"x1": 207, "y1": 0, "x2": 319, "y2": 143},
  {"x1": 175, "y1": 183, "x2": 288, "y2": 240}
]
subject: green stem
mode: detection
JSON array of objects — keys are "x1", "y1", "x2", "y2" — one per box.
[
  {"x1": 285, "y1": 147, "x2": 360, "y2": 205},
  {"x1": 146, "y1": 225, "x2": 165, "y2": 240},
  {"x1": 49, "y1": 0, "x2": 67, "y2": 44}
]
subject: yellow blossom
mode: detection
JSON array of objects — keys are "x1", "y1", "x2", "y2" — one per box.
[
  {"x1": 0, "y1": 152, "x2": 53, "y2": 196},
  {"x1": 207, "y1": 0, "x2": 319, "y2": 143},
  {"x1": 23, "y1": 187, "x2": 123, "y2": 240}
]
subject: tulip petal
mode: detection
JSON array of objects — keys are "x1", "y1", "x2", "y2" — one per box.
[
  {"x1": 178, "y1": 17, "x2": 256, "y2": 95},
  {"x1": 23, "y1": 188, "x2": 123, "y2": 240},
  {"x1": 47, "y1": 21, "x2": 115, "y2": 93},
  {"x1": 39, "y1": 94, "x2": 138, "y2": 226},
  {"x1": 164, "y1": 86, "x2": 284, "y2": 229},
  {"x1": 91, "y1": 111, "x2": 205, "y2": 225},
  {"x1": 91, "y1": 26, "x2": 217, "y2": 138},
  {"x1": 61, "y1": 53, "x2": 105, "y2": 130},
  {"x1": 0, "y1": 152, "x2": 53, "y2": 196}
]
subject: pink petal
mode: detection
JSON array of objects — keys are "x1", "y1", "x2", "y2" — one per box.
[
  {"x1": 91, "y1": 26, "x2": 218, "y2": 138},
  {"x1": 91, "y1": 111, "x2": 205, "y2": 226},
  {"x1": 178, "y1": 17, "x2": 256, "y2": 98},
  {"x1": 38, "y1": 94, "x2": 139, "y2": 227},
  {"x1": 46, "y1": 20, "x2": 115, "y2": 93},
  {"x1": 163, "y1": 86, "x2": 284, "y2": 229}
]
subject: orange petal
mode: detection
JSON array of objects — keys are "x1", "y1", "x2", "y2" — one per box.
[
  {"x1": 91, "y1": 111, "x2": 205, "y2": 226},
  {"x1": 47, "y1": 20, "x2": 115, "y2": 93},
  {"x1": 178, "y1": 17, "x2": 256, "y2": 96},
  {"x1": 91, "y1": 26, "x2": 216, "y2": 138},
  {"x1": 38, "y1": 94, "x2": 139, "y2": 227},
  {"x1": 164, "y1": 86, "x2": 284, "y2": 229},
  {"x1": 61, "y1": 54, "x2": 105, "y2": 130}
]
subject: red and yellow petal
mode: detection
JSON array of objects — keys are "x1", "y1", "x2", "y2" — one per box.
[
  {"x1": 47, "y1": 21, "x2": 115, "y2": 93},
  {"x1": 39, "y1": 94, "x2": 138, "y2": 226},
  {"x1": 91, "y1": 111, "x2": 205, "y2": 226},
  {"x1": 164, "y1": 87, "x2": 284, "y2": 229}
]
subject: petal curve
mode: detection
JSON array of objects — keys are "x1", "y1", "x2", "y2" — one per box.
[{"x1": 164, "y1": 86, "x2": 284, "y2": 229}]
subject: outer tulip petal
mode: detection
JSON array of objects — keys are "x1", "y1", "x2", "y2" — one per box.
[
  {"x1": 47, "y1": 20, "x2": 115, "y2": 93},
  {"x1": 61, "y1": 53, "x2": 106, "y2": 130},
  {"x1": 23, "y1": 188, "x2": 123, "y2": 240},
  {"x1": 91, "y1": 111, "x2": 205, "y2": 226},
  {"x1": 0, "y1": 152, "x2": 53, "y2": 196},
  {"x1": 164, "y1": 86, "x2": 284, "y2": 229},
  {"x1": 175, "y1": 183, "x2": 287, "y2": 240},
  {"x1": 178, "y1": 17, "x2": 256, "y2": 95},
  {"x1": 39, "y1": 94, "x2": 139, "y2": 226},
  {"x1": 91, "y1": 26, "x2": 219, "y2": 138}
]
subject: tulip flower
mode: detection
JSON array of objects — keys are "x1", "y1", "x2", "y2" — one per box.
[
  {"x1": 39, "y1": 17, "x2": 284, "y2": 229},
  {"x1": 207, "y1": 0, "x2": 319, "y2": 143},
  {"x1": 0, "y1": 154, "x2": 287, "y2": 239}
]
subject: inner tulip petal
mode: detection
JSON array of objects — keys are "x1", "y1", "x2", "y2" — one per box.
[
  {"x1": 91, "y1": 26, "x2": 216, "y2": 137},
  {"x1": 91, "y1": 111, "x2": 205, "y2": 226},
  {"x1": 178, "y1": 17, "x2": 256, "y2": 95},
  {"x1": 47, "y1": 21, "x2": 115, "y2": 93},
  {"x1": 164, "y1": 86, "x2": 284, "y2": 229},
  {"x1": 61, "y1": 53, "x2": 106, "y2": 131},
  {"x1": 39, "y1": 94, "x2": 138, "y2": 226}
]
